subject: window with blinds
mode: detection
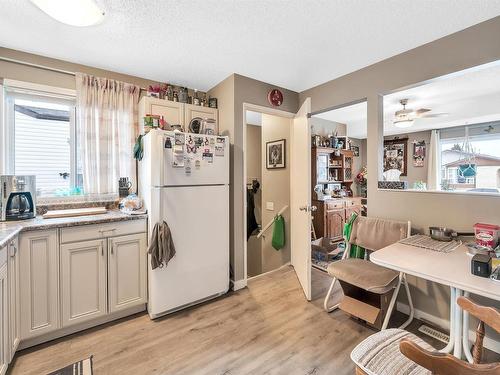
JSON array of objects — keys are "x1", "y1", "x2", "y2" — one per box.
[{"x1": 4, "y1": 86, "x2": 82, "y2": 197}]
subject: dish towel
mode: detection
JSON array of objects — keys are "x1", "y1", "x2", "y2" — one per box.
[
  {"x1": 272, "y1": 214, "x2": 285, "y2": 250},
  {"x1": 344, "y1": 212, "x2": 365, "y2": 259},
  {"x1": 148, "y1": 221, "x2": 176, "y2": 269}
]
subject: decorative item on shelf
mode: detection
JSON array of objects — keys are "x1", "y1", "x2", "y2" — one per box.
[
  {"x1": 337, "y1": 136, "x2": 348, "y2": 150},
  {"x1": 178, "y1": 87, "x2": 188, "y2": 103},
  {"x1": 187, "y1": 95, "x2": 193, "y2": 104},
  {"x1": 267, "y1": 88, "x2": 283, "y2": 107},
  {"x1": 266, "y1": 139, "x2": 286, "y2": 169},
  {"x1": 166, "y1": 85, "x2": 174, "y2": 101},
  {"x1": 312, "y1": 134, "x2": 321, "y2": 147},
  {"x1": 173, "y1": 91, "x2": 179, "y2": 102},
  {"x1": 188, "y1": 117, "x2": 203, "y2": 134},
  {"x1": 383, "y1": 137, "x2": 408, "y2": 176},
  {"x1": 208, "y1": 97, "x2": 218, "y2": 108},
  {"x1": 202, "y1": 118, "x2": 217, "y2": 135},
  {"x1": 201, "y1": 93, "x2": 207, "y2": 107},
  {"x1": 193, "y1": 89, "x2": 201, "y2": 106},
  {"x1": 412, "y1": 140, "x2": 426, "y2": 167}
]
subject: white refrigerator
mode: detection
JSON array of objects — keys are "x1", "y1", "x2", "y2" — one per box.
[{"x1": 139, "y1": 129, "x2": 230, "y2": 319}]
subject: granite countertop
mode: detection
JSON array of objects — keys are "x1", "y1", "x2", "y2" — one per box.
[{"x1": 0, "y1": 210, "x2": 147, "y2": 248}]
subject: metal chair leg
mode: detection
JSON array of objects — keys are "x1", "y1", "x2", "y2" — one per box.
[
  {"x1": 324, "y1": 277, "x2": 340, "y2": 312},
  {"x1": 381, "y1": 273, "x2": 403, "y2": 330}
]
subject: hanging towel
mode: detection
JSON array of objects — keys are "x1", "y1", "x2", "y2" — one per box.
[
  {"x1": 148, "y1": 221, "x2": 176, "y2": 270},
  {"x1": 272, "y1": 214, "x2": 285, "y2": 250},
  {"x1": 343, "y1": 212, "x2": 365, "y2": 259}
]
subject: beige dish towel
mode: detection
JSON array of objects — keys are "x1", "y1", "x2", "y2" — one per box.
[{"x1": 148, "y1": 221, "x2": 176, "y2": 269}]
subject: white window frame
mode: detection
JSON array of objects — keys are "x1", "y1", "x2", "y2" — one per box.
[{"x1": 2, "y1": 80, "x2": 78, "y2": 197}]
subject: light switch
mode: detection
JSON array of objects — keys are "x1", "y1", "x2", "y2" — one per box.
[{"x1": 266, "y1": 202, "x2": 274, "y2": 211}]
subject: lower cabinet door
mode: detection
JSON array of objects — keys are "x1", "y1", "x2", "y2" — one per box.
[
  {"x1": 326, "y1": 209, "x2": 345, "y2": 240},
  {"x1": 0, "y1": 264, "x2": 8, "y2": 375},
  {"x1": 19, "y1": 230, "x2": 59, "y2": 340},
  {"x1": 61, "y1": 239, "x2": 108, "y2": 327},
  {"x1": 108, "y1": 234, "x2": 147, "y2": 313},
  {"x1": 7, "y1": 238, "x2": 20, "y2": 362}
]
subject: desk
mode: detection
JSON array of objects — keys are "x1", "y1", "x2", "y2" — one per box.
[{"x1": 371, "y1": 242, "x2": 500, "y2": 361}]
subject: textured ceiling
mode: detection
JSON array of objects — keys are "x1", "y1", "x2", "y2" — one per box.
[
  {"x1": 1, "y1": 1, "x2": 500, "y2": 91},
  {"x1": 315, "y1": 62, "x2": 500, "y2": 138}
]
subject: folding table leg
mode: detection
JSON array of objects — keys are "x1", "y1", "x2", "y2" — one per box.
[
  {"x1": 462, "y1": 291, "x2": 474, "y2": 363},
  {"x1": 453, "y1": 288, "x2": 464, "y2": 359},
  {"x1": 440, "y1": 287, "x2": 455, "y2": 354}
]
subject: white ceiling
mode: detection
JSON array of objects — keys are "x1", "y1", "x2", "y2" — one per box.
[
  {"x1": 1, "y1": 1, "x2": 500, "y2": 91},
  {"x1": 314, "y1": 62, "x2": 500, "y2": 138},
  {"x1": 246, "y1": 111, "x2": 262, "y2": 126}
]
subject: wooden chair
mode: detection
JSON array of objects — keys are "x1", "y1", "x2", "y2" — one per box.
[{"x1": 351, "y1": 296, "x2": 500, "y2": 375}]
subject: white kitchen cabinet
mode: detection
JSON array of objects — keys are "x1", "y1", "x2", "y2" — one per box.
[
  {"x1": 0, "y1": 262, "x2": 8, "y2": 375},
  {"x1": 139, "y1": 97, "x2": 184, "y2": 129},
  {"x1": 184, "y1": 103, "x2": 218, "y2": 133},
  {"x1": 7, "y1": 237, "x2": 19, "y2": 362},
  {"x1": 108, "y1": 234, "x2": 147, "y2": 313},
  {"x1": 19, "y1": 230, "x2": 59, "y2": 340},
  {"x1": 61, "y1": 239, "x2": 108, "y2": 327}
]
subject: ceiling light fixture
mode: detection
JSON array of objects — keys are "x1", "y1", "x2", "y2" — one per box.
[
  {"x1": 393, "y1": 118, "x2": 414, "y2": 128},
  {"x1": 30, "y1": 0, "x2": 105, "y2": 27}
]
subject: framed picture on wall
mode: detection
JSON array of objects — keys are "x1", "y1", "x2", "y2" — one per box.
[
  {"x1": 266, "y1": 139, "x2": 286, "y2": 169},
  {"x1": 351, "y1": 145, "x2": 360, "y2": 157},
  {"x1": 412, "y1": 140, "x2": 426, "y2": 167},
  {"x1": 383, "y1": 138, "x2": 408, "y2": 176}
]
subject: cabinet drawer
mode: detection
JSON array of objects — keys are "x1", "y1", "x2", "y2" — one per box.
[
  {"x1": 60, "y1": 219, "x2": 147, "y2": 244},
  {"x1": 345, "y1": 198, "x2": 361, "y2": 207},
  {"x1": 326, "y1": 200, "x2": 345, "y2": 210}
]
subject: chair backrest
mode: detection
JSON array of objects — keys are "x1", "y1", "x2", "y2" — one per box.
[
  {"x1": 400, "y1": 297, "x2": 500, "y2": 374},
  {"x1": 349, "y1": 216, "x2": 410, "y2": 251}
]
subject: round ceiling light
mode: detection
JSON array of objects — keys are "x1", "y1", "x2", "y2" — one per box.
[{"x1": 30, "y1": 0, "x2": 105, "y2": 27}]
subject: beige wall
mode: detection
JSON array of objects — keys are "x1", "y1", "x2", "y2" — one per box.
[
  {"x1": 260, "y1": 114, "x2": 291, "y2": 273},
  {"x1": 310, "y1": 117, "x2": 346, "y2": 137},
  {"x1": 300, "y1": 16, "x2": 500, "y2": 332},
  {"x1": 209, "y1": 73, "x2": 299, "y2": 283},
  {"x1": 384, "y1": 130, "x2": 432, "y2": 187},
  {"x1": 246, "y1": 124, "x2": 263, "y2": 277}
]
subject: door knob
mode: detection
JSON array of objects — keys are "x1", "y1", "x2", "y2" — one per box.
[
  {"x1": 311, "y1": 205, "x2": 317, "y2": 212},
  {"x1": 299, "y1": 206, "x2": 308, "y2": 211},
  {"x1": 299, "y1": 205, "x2": 316, "y2": 212}
]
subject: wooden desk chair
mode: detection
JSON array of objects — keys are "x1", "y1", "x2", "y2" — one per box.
[
  {"x1": 323, "y1": 215, "x2": 414, "y2": 330},
  {"x1": 351, "y1": 296, "x2": 500, "y2": 375}
]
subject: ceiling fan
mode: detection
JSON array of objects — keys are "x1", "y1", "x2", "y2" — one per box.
[{"x1": 393, "y1": 99, "x2": 448, "y2": 128}]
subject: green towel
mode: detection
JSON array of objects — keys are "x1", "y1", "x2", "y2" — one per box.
[
  {"x1": 343, "y1": 211, "x2": 365, "y2": 259},
  {"x1": 272, "y1": 215, "x2": 285, "y2": 250}
]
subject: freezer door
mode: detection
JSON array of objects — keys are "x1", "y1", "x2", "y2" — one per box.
[
  {"x1": 148, "y1": 185, "x2": 229, "y2": 317},
  {"x1": 161, "y1": 132, "x2": 229, "y2": 186}
]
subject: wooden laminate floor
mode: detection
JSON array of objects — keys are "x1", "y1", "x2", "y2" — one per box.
[{"x1": 7, "y1": 267, "x2": 466, "y2": 374}]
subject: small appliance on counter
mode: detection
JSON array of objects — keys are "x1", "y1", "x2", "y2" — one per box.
[
  {"x1": 471, "y1": 253, "x2": 492, "y2": 278},
  {"x1": 0, "y1": 175, "x2": 36, "y2": 221}
]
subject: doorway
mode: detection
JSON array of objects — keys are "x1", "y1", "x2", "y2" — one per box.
[
  {"x1": 245, "y1": 109, "x2": 292, "y2": 278},
  {"x1": 309, "y1": 100, "x2": 368, "y2": 294}
]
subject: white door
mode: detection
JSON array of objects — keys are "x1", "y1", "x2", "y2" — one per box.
[
  {"x1": 19, "y1": 230, "x2": 59, "y2": 340},
  {"x1": 61, "y1": 239, "x2": 107, "y2": 327},
  {"x1": 0, "y1": 264, "x2": 7, "y2": 375},
  {"x1": 108, "y1": 234, "x2": 147, "y2": 313},
  {"x1": 290, "y1": 98, "x2": 312, "y2": 300}
]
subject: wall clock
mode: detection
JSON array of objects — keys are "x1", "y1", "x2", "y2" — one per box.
[{"x1": 267, "y1": 89, "x2": 283, "y2": 107}]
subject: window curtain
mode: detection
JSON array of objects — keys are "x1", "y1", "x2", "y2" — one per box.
[
  {"x1": 427, "y1": 129, "x2": 441, "y2": 190},
  {"x1": 76, "y1": 73, "x2": 140, "y2": 195}
]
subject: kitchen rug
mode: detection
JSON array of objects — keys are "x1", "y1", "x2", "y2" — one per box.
[
  {"x1": 47, "y1": 356, "x2": 93, "y2": 375},
  {"x1": 399, "y1": 234, "x2": 461, "y2": 253}
]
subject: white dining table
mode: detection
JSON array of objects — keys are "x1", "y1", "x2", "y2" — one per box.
[{"x1": 370, "y1": 241, "x2": 500, "y2": 362}]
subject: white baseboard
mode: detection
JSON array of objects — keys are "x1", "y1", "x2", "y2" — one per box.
[
  {"x1": 247, "y1": 262, "x2": 292, "y2": 281},
  {"x1": 397, "y1": 302, "x2": 500, "y2": 353},
  {"x1": 231, "y1": 278, "x2": 247, "y2": 291}
]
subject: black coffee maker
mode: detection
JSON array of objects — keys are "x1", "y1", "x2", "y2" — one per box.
[{"x1": 1, "y1": 175, "x2": 36, "y2": 221}]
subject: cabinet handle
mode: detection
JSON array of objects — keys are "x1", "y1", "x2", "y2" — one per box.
[
  {"x1": 99, "y1": 228, "x2": 117, "y2": 235},
  {"x1": 9, "y1": 243, "x2": 16, "y2": 257},
  {"x1": 111, "y1": 245, "x2": 114, "y2": 254},
  {"x1": 100, "y1": 245, "x2": 104, "y2": 256}
]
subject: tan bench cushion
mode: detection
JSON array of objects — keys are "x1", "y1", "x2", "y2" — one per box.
[
  {"x1": 351, "y1": 328, "x2": 433, "y2": 375},
  {"x1": 327, "y1": 258, "x2": 399, "y2": 294}
]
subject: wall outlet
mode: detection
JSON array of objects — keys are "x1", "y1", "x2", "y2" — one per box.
[{"x1": 266, "y1": 202, "x2": 274, "y2": 211}]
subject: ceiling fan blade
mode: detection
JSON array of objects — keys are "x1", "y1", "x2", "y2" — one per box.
[
  {"x1": 419, "y1": 112, "x2": 449, "y2": 118},
  {"x1": 415, "y1": 108, "x2": 431, "y2": 114}
]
